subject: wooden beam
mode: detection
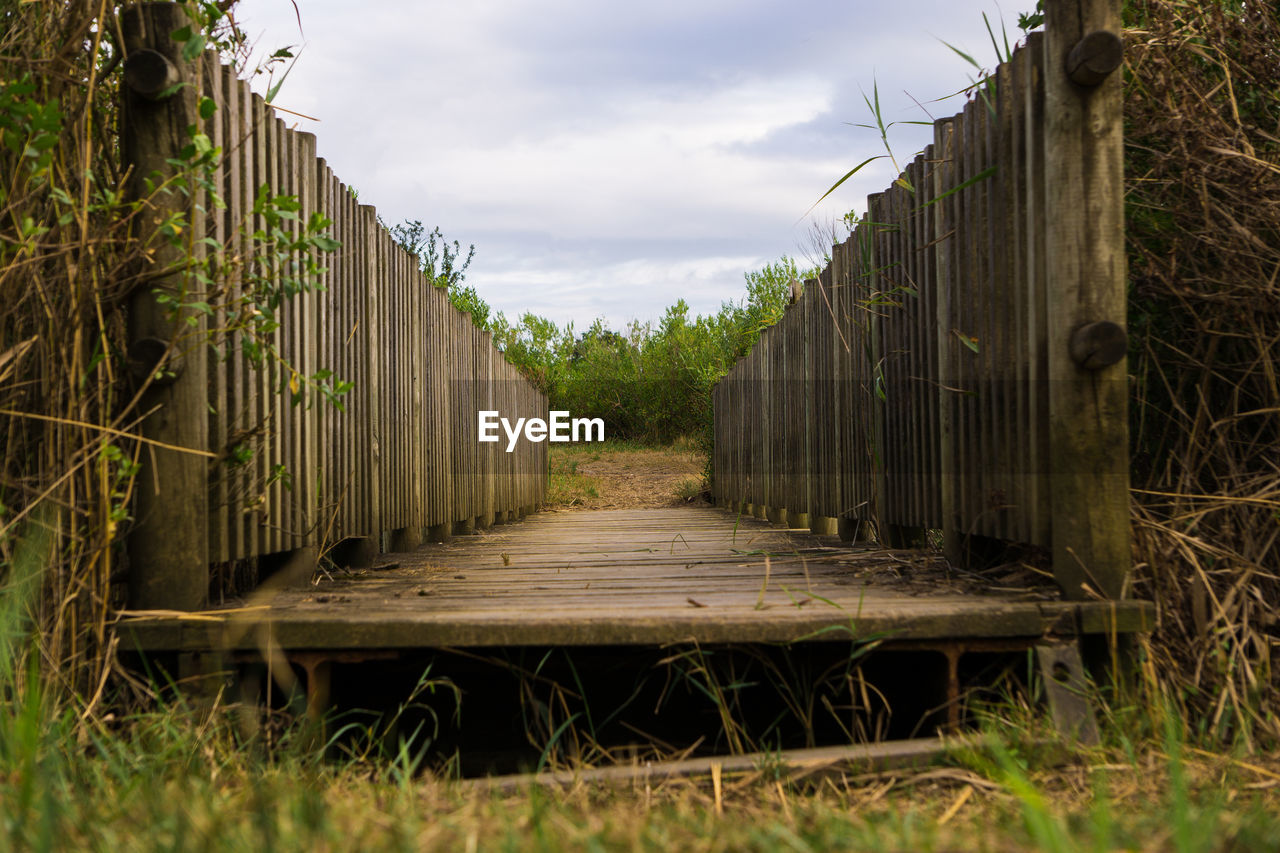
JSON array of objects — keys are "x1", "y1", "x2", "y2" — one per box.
[
  {"x1": 121, "y1": 2, "x2": 209, "y2": 611},
  {"x1": 468, "y1": 736, "x2": 989, "y2": 792},
  {"x1": 1043, "y1": 0, "x2": 1129, "y2": 600}
]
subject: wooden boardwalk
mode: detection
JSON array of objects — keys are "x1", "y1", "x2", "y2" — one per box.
[{"x1": 123, "y1": 507, "x2": 1151, "y2": 653}]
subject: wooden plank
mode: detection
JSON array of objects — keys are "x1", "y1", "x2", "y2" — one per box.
[
  {"x1": 121, "y1": 507, "x2": 1154, "y2": 652},
  {"x1": 866, "y1": 194, "x2": 887, "y2": 540},
  {"x1": 206, "y1": 55, "x2": 229, "y2": 567},
  {"x1": 880, "y1": 187, "x2": 901, "y2": 528},
  {"x1": 832, "y1": 235, "x2": 853, "y2": 526},
  {"x1": 239, "y1": 78, "x2": 262, "y2": 561},
  {"x1": 280, "y1": 118, "x2": 300, "y2": 549},
  {"x1": 314, "y1": 156, "x2": 333, "y2": 544},
  {"x1": 255, "y1": 94, "x2": 276, "y2": 555},
  {"x1": 1008, "y1": 47, "x2": 1031, "y2": 546},
  {"x1": 475, "y1": 737, "x2": 971, "y2": 792},
  {"x1": 361, "y1": 204, "x2": 381, "y2": 540},
  {"x1": 223, "y1": 64, "x2": 247, "y2": 563},
  {"x1": 899, "y1": 171, "x2": 917, "y2": 528},
  {"x1": 933, "y1": 118, "x2": 959, "y2": 562},
  {"x1": 800, "y1": 282, "x2": 815, "y2": 520},
  {"x1": 333, "y1": 174, "x2": 349, "y2": 536},
  {"x1": 918, "y1": 146, "x2": 941, "y2": 529},
  {"x1": 956, "y1": 101, "x2": 979, "y2": 546},
  {"x1": 988, "y1": 66, "x2": 1013, "y2": 543},
  {"x1": 347, "y1": 182, "x2": 363, "y2": 535},
  {"x1": 1043, "y1": 0, "x2": 1128, "y2": 599},
  {"x1": 298, "y1": 131, "x2": 319, "y2": 548},
  {"x1": 268, "y1": 115, "x2": 287, "y2": 549},
  {"x1": 1026, "y1": 32, "x2": 1052, "y2": 549},
  {"x1": 390, "y1": 230, "x2": 403, "y2": 530},
  {"x1": 833, "y1": 233, "x2": 850, "y2": 523},
  {"x1": 313, "y1": 153, "x2": 328, "y2": 545},
  {"x1": 906, "y1": 159, "x2": 927, "y2": 528},
  {"x1": 973, "y1": 97, "x2": 995, "y2": 541}
]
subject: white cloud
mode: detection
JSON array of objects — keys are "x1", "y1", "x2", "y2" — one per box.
[
  {"x1": 233, "y1": 0, "x2": 1027, "y2": 329},
  {"x1": 480, "y1": 253, "x2": 772, "y2": 330}
]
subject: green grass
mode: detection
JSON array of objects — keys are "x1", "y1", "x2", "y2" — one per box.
[
  {"x1": 545, "y1": 448, "x2": 602, "y2": 508},
  {"x1": 3, "y1": 592, "x2": 1277, "y2": 853},
  {"x1": 542, "y1": 437, "x2": 705, "y2": 509},
  {"x1": 3, "y1": 694, "x2": 1279, "y2": 852},
  {"x1": 3, "y1": 581, "x2": 1279, "y2": 852},
  {"x1": 674, "y1": 476, "x2": 705, "y2": 502}
]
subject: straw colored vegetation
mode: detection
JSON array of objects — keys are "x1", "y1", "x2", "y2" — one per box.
[
  {"x1": 4, "y1": 691, "x2": 1280, "y2": 852},
  {"x1": 2, "y1": 0, "x2": 1279, "y2": 850},
  {"x1": 1121, "y1": 0, "x2": 1280, "y2": 744},
  {"x1": 544, "y1": 438, "x2": 707, "y2": 510}
]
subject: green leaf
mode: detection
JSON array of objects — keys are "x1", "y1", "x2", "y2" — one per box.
[
  {"x1": 803, "y1": 155, "x2": 885, "y2": 220},
  {"x1": 939, "y1": 38, "x2": 981, "y2": 71},
  {"x1": 952, "y1": 329, "x2": 980, "y2": 353},
  {"x1": 156, "y1": 80, "x2": 188, "y2": 100},
  {"x1": 181, "y1": 33, "x2": 206, "y2": 62},
  {"x1": 918, "y1": 165, "x2": 997, "y2": 210}
]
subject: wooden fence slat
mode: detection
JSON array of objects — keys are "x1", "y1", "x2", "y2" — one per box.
[
  {"x1": 205, "y1": 54, "x2": 229, "y2": 568},
  {"x1": 956, "y1": 100, "x2": 978, "y2": 545},
  {"x1": 712, "y1": 1, "x2": 1128, "y2": 601},
  {"x1": 222, "y1": 64, "x2": 245, "y2": 564},
  {"x1": 933, "y1": 117, "x2": 958, "y2": 561}
]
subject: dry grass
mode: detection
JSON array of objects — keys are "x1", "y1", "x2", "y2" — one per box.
[
  {"x1": 13, "y1": 701, "x2": 1278, "y2": 852},
  {"x1": 2, "y1": 1, "x2": 1280, "y2": 848},
  {"x1": 352, "y1": 751, "x2": 1280, "y2": 852},
  {"x1": 0, "y1": 1, "x2": 148, "y2": 702},
  {"x1": 543, "y1": 438, "x2": 706, "y2": 511},
  {"x1": 1123, "y1": 0, "x2": 1280, "y2": 744}
]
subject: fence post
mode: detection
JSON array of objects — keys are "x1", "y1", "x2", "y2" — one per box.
[
  {"x1": 933, "y1": 118, "x2": 961, "y2": 565},
  {"x1": 1044, "y1": 0, "x2": 1129, "y2": 599},
  {"x1": 866, "y1": 195, "x2": 890, "y2": 544},
  {"x1": 121, "y1": 2, "x2": 209, "y2": 611}
]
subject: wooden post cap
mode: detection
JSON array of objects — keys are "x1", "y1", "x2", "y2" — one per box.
[
  {"x1": 1065, "y1": 31, "x2": 1124, "y2": 87},
  {"x1": 124, "y1": 48, "x2": 180, "y2": 99},
  {"x1": 1068, "y1": 321, "x2": 1127, "y2": 370}
]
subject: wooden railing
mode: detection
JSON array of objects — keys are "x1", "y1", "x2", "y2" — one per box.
[
  {"x1": 712, "y1": 0, "x2": 1129, "y2": 600},
  {"x1": 121, "y1": 4, "x2": 547, "y2": 610}
]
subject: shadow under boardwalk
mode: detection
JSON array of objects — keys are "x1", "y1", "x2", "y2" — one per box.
[{"x1": 123, "y1": 507, "x2": 1151, "y2": 653}]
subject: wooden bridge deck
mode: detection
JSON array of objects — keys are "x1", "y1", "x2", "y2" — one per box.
[{"x1": 122, "y1": 507, "x2": 1152, "y2": 653}]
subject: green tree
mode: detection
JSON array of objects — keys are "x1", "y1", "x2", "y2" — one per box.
[{"x1": 387, "y1": 219, "x2": 490, "y2": 327}]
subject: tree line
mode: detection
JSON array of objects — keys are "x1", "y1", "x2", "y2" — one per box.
[{"x1": 389, "y1": 219, "x2": 815, "y2": 447}]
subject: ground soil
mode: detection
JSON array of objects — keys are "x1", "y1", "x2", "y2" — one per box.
[{"x1": 545, "y1": 442, "x2": 707, "y2": 511}]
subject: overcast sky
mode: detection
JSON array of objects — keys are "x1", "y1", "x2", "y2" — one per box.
[{"x1": 233, "y1": 1, "x2": 1027, "y2": 332}]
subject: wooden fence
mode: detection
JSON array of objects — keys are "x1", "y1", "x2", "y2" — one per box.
[
  {"x1": 121, "y1": 4, "x2": 547, "y2": 611},
  {"x1": 712, "y1": 0, "x2": 1129, "y2": 600}
]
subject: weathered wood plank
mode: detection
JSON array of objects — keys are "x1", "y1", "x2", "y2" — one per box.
[
  {"x1": 1026, "y1": 31, "x2": 1051, "y2": 549},
  {"x1": 206, "y1": 54, "x2": 229, "y2": 567},
  {"x1": 933, "y1": 118, "x2": 959, "y2": 563},
  {"x1": 1043, "y1": 0, "x2": 1128, "y2": 599},
  {"x1": 121, "y1": 3, "x2": 210, "y2": 610},
  {"x1": 122, "y1": 508, "x2": 1152, "y2": 652}
]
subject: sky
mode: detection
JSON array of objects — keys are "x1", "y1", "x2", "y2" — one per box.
[{"x1": 232, "y1": 1, "x2": 1029, "y2": 332}]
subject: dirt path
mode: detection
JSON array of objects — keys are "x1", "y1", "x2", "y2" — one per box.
[{"x1": 544, "y1": 441, "x2": 707, "y2": 511}]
